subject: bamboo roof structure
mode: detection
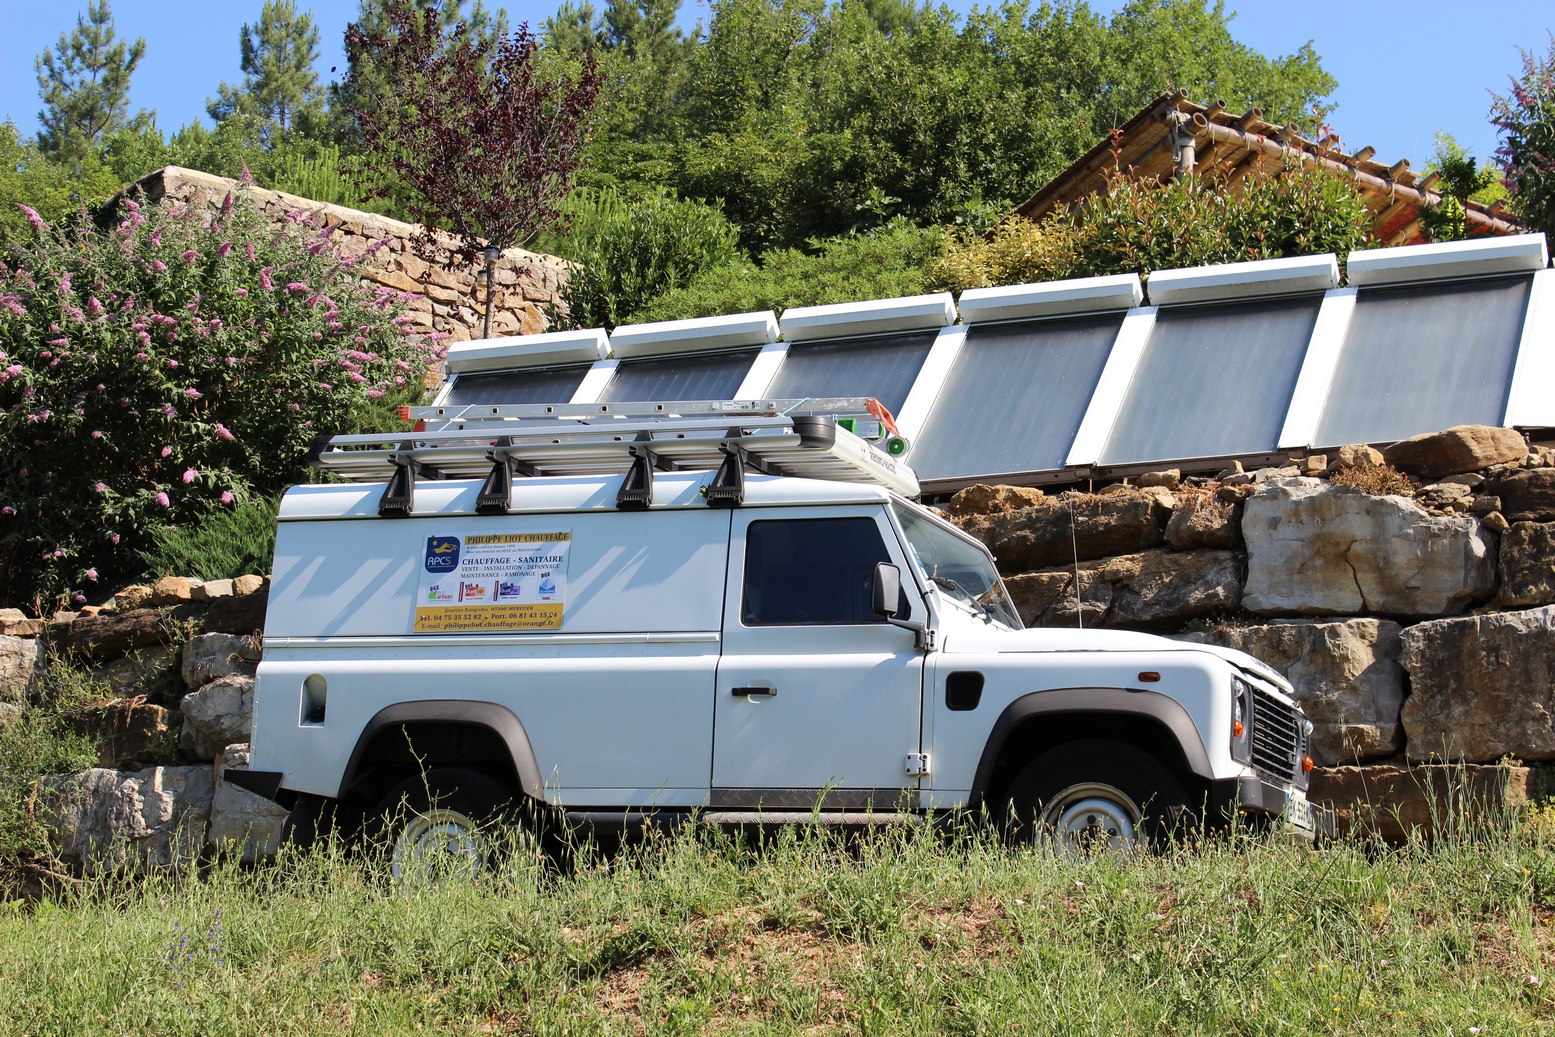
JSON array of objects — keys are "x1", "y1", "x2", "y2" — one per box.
[{"x1": 1012, "y1": 91, "x2": 1523, "y2": 247}]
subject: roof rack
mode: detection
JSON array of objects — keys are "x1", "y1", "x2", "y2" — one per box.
[{"x1": 312, "y1": 400, "x2": 919, "y2": 516}]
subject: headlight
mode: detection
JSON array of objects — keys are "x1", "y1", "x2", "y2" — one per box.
[{"x1": 1230, "y1": 677, "x2": 1253, "y2": 762}]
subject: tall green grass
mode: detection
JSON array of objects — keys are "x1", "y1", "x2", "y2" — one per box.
[
  {"x1": 2, "y1": 811, "x2": 1553, "y2": 1035},
  {"x1": 136, "y1": 495, "x2": 279, "y2": 583}
]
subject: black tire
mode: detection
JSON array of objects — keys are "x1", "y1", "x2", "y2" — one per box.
[
  {"x1": 371, "y1": 767, "x2": 515, "y2": 882},
  {"x1": 1002, "y1": 739, "x2": 1192, "y2": 853},
  {"x1": 279, "y1": 793, "x2": 338, "y2": 850}
]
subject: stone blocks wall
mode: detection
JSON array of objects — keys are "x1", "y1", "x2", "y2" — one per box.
[{"x1": 120, "y1": 166, "x2": 571, "y2": 348}]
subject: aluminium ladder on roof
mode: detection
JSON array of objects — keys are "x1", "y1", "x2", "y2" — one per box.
[{"x1": 310, "y1": 399, "x2": 920, "y2": 517}]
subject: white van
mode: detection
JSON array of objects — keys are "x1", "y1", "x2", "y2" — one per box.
[{"x1": 228, "y1": 406, "x2": 1325, "y2": 868}]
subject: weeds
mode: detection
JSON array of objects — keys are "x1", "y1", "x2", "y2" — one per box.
[
  {"x1": 0, "y1": 809, "x2": 1553, "y2": 1034},
  {"x1": 1328, "y1": 460, "x2": 1416, "y2": 496}
]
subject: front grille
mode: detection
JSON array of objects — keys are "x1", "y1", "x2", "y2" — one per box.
[{"x1": 1250, "y1": 685, "x2": 1300, "y2": 779}]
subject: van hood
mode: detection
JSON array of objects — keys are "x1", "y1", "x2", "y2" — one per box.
[{"x1": 942, "y1": 626, "x2": 1292, "y2": 692}]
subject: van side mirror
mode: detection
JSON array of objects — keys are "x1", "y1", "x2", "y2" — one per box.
[
  {"x1": 872, "y1": 562, "x2": 901, "y2": 618},
  {"x1": 873, "y1": 562, "x2": 933, "y2": 650}
]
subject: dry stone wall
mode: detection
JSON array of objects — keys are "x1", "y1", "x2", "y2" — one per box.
[
  {"x1": 947, "y1": 426, "x2": 1555, "y2": 839},
  {"x1": 119, "y1": 166, "x2": 571, "y2": 347}
]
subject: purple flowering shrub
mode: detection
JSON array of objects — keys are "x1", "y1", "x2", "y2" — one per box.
[
  {"x1": 0, "y1": 189, "x2": 441, "y2": 610},
  {"x1": 1491, "y1": 36, "x2": 1555, "y2": 238}
]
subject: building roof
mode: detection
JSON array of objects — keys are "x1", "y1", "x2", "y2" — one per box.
[{"x1": 1012, "y1": 92, "x2": 1522, "y2": 248}]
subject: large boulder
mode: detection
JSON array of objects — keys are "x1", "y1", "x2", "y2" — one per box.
[
  {"x1": 0, "y1": 635, "x2": 43, "y2": 703},
  {"x1": 1496, "y1": 522, "x2": 1555, "y2": 608},
  {"x1": 51, "y1": 604, "x2": 203, "y2": 660},
  {"x1": 1309, "y1": 763, "x2": 1537, "y2": 843},
  {"x1": 960, "y1": 488, "x2": 1173, "y2": 573},
  {"x1": 1381, "y1": 425, "x2": 1527, "y2": 478},
  {"x1": 1399, "y1": 605, "x2": 1555, "y2": 762},
  {"x1": 1483, "y1": 469, "x2": 1555, "y2": 522},
  {"x1": 90, "y1": 645, "x2": 182, "y2": 703},
  {"x1": 201, "y1": 588, "x2": 268, "y2": 636},
  {"x1": 1163, "y1": 495, "x2": 1239, "y2": 550},
  {"x1": 1242, "y1": 479, "x2": 1497, "y2": 617},
  {"x1": 180, "y1": 632, "x2": 261, "y2": 690},
  {"x1": 0, "y1": 609, "x2": 43, "y2": 637},
  {"x1": 39, "y1": 766, "x2": 213, "y2": 874},
  {"x1": 944, "y1": 484, "x2": 1048, "y2": 521},
  {"x1": 65, "y1": 700, "x2": 180, "y2": 769},
  {"x1": 180, "y1": 674, "x2": 255, "y2": 760},
  {"x1": 208, "y1": 744, "x2": 286, "y2": 863},
  {"x1": 1178, "y1": 619, "x2": 1404, "y2": 765},
  {"x1": 1006, "y1": 549, "x2": 1240, "y2": 628}
]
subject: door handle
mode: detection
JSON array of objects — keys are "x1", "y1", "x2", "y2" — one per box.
[{"x1": 731, "y1": 686, "x2": 777, "y2": 698}]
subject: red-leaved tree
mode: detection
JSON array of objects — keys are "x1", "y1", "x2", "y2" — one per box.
[{"x1": 343, "y1": 1, "x2": 602, "y2": 262}]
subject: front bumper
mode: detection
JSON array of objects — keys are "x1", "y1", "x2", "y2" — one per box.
[{"x1": 1214, "y1": 775, "x2": 1335, "y2": 842}]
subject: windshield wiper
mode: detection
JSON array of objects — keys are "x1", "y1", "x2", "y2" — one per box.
[{"x1": 929, "y1": 575, "x2": 991, "y2": 620}]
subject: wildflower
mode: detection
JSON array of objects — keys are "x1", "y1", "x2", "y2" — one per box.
[
  {"x1": 94, "y1": 482, "x2": 107, "y2": 493},
  {"x1": 109, "y1": 532, "x2": 120, "y2": 544},
  {"x1": 183, "y1": 250, "x2": 198, "y2": 265},
  {"x1": 155, "y1": 492, "x2": 170, "y2": 508},
  {"x1": 17, "y1": 204, "x2": 44, "y2": 231},
  {"x1": 72, "y1": 592, "x2": 86, "y2": 604},
  {"x1": 161, "y1": 446, "x2": 173, "y2": 457},
  {"x1": 0, "y1": 506, "x2": 11, "y2": 516},
  {"x1": 167, "y1": 359, "x2": 179, "y2": 368},
  {"x1": 86, "y1": 296, "x2": 103, "y2": 315},
  {"x1": 182, "y1": 469, "x2": 198, "y2": 484},
  {"x1": 215, "y1": 423, "x2": 235, "y2": 441},
  {"x1": 47, "y1": 338, "x2": 66, "y2": 347},
  {"x1": 285, "y1": 281, "x2": 310, "y2": 294},
  {"x1": 60, "y1": 273, "x2": 72, "y2": 294},
  {"x1": 221, "y1": 491, "x2": 235, "y2": 505},
  {"x1": 152, "y1": 260, "x2": 167, "y2": 273},
  {"x1": 220, "y1": 191, "x2": 234, "y2": 213},
  {"x1": 85, "y1": 568, "x2": 98, "y2": 581},
  {"x1": 91, "y1": 430, "x2": 103, "y2": 439},
  {"x1": 218, "y1": 241, "x2": 233, "y2": 258},
  {"x1": 150, "y1": 228, "x2": 162, "y2": 246},
  {"x1": 235, "y1": 287, "x2": 248, "y2": 298},
  {"x1": 259, "y1": 268, "x2": 273, "y2": 291},
  {"x1": 185, "y1": 388, "x2": 202, "y2": 399}
]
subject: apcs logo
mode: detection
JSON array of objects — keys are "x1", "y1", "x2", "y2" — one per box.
[{"x1": 425, "y1": 536, "x2": 460, "y2": 572}]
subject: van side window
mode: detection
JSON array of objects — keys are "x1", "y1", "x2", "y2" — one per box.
[{"x1": 743, "y1": 518, "x2": 891, "y2": 626}]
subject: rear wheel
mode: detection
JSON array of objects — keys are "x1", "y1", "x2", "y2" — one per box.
[
  {"x1": 1003, "y1": 740, "x2": 1192, "y2": 854},
  {"x1": 372, "y1": 767, "x2": 514, "y2": 883}
]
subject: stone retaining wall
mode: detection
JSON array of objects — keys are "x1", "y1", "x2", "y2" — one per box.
[
  {"x1": 948, "y1": 425, "x2": 1555, "y2": 836},
  {"x1": 118, "y1": 166, "x2": 571, "y2": 346}
]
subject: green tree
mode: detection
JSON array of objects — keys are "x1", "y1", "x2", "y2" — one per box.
[
  {"x1": 207, "y1": 0, "x2": 326, "y2": 137},
  {"x1": 34, "y1": 0, "x2": 148, "y2": 165}
]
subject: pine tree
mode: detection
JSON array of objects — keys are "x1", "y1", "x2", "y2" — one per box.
[
  {"x1": 207, "y1": 0, "x2": 324, "y2": 134},
  {"x1": 34, "y1": 0, "x2": 147, "y2": 164}
]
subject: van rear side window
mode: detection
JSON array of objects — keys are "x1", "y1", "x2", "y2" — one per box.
[{"x1": 742, "y1": 518, "x2": 891, "y2": 626}]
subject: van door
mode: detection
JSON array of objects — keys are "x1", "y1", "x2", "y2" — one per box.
[{"x1": 712, "y1": 507, "x2": 926, "y2": 809}]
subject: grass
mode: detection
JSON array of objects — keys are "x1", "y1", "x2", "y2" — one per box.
[{"x1": 2, "y1": 811, "x2": 1555, "y2": 1035}]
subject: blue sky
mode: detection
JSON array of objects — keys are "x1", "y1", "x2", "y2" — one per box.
[{"x1": 2, "y1": 0, "x2": 1551, "y2": 172}]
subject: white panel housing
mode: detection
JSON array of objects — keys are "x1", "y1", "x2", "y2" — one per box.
[
  {"x1": 444, "y1": 329, "x2": 610, "y2": 375},
  {"x1": 1348, "y1": 233, "x2": 1549, "y2": 287},
  {"x1": 568, "y1": 360, "x2": 618, "y2": 404},
  {"x1": 1504, "y1": 268, "x2": 1555, "y2": 428},
  {"x1": 956, "y1": 273, "x2": 1142, "y2": 323},
  {"x1": 894, "y1": 326, "x2": 968, "y2": 450},
  {"x1": 778, "y1": 293, "x2": 956, "y2": 342},
  {"x1": 608, "y1": 311, "x2": 780, "y2": 359},
  {"x1": 1277, "y1": 288, "x2": 1358, "y2": 450},
  {"x1": 732, "y1": 340, "x2": 789, "y2": 399},
  {"x1": 1145, "y1": 254, "x2": 1340, "y2": 306},
  {"x1": 1065, "y1": 307, "x2": 1157, "y2": 467}
]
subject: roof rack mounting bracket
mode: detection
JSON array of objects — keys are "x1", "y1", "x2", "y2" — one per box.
[
  {"x1": 379, "y1": 449, "x2": 440, "y2": 517},
  {"x1": 617, "y1": 440, "x2": 656, "y2": 510},
  {"x1": 475, "y1": 441, "x2": 539, "y2": 514},
  {"x1": 706, "y1": 443, "x2": 748, "y2": 507}
]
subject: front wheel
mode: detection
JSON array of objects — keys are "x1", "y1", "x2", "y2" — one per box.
[
  {"x1": 1003, "y1": 740, "x2": 1192, "y2": 854},
  {"x1": 372, "y1": 767, "x2": 514, "y2": 883}
]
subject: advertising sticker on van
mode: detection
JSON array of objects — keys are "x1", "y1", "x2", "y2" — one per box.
[{"x1": 413, "y1": 531, "x2": 571, "y2": 633}]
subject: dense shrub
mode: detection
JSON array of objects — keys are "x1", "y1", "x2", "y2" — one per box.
[
  {"x1": 136, "y1": 492, "x2": 280, "y2": 582},
  {"x1": 630, "y1": 221, "x2": 945, "y2": 322},
  {"x1": 1491, "y1": 35, "x2": 1555, "y2": 240},
  {"x1": 0, "y1": 187, "x2": 439, "y2": 610},
  {"x1": 931, "y1": 166, "x2": 1374, "y2": 291},
  {"x1": 553, "y1": 186, "x2": 743, "y2": 329}
]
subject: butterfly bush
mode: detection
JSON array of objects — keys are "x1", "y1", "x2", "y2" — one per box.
[{"x1": 0, "y1": 188, "x2": 442, "y2": 610}]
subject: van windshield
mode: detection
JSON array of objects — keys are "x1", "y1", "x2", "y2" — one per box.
[{"x1": 892, "y1": 502, "x2": 1022, "y2": 631}]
